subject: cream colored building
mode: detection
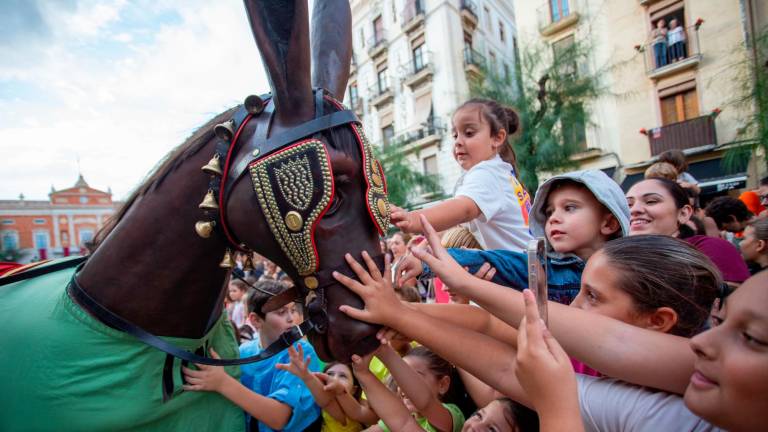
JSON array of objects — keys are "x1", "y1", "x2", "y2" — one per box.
[
  {"x1": 347, "y1": 0, "x2": 518, "y2": 204},
  {"x1": 514, "y1": 0, "x2": 767, "y2": 198}
]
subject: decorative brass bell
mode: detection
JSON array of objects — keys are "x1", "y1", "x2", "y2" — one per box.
[
  {"x1": 201, "y1": 154, "x2": 223, "y2": 176},
  {"x1": 195, "y1": 220, "x2": 215, "y2": 238},
  {"x1": 214, "y1": 120, "x2": 235, "y2": 141},
  {"x1": 219, "y1": 249, "x2": 234, "y2": 268},
  {"x1": 198, "y1": 189, "x2": 219, "y2": 210},
  {"x1": 244, "y1": 94, "x2": 265, "y2": 115},
  {"x1": 243, "y1": 256, "x2": 254, "y2": 271}
]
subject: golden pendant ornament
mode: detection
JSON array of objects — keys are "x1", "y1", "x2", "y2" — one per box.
[
  {"x1": 219, "y1": 249, "x2": 234, "y2": 268},
  {"x1": 285, "y1": 211, "x2": 303, "y2": 232},
  {"x1": 376, "y1": 198, "x2": 388, "y2": 217},
  {"x1": 304, "y1": 276, "x2": 319, "y2": 290},
  {"x1": 194, "y1": 220, "x2": 215, "y2": 238},
  {"x1": 201, "y1": 154, "x2": 223, "y2": 176},
  {"x1": 198, "y1": 189, "x2": 219, "y2": 210},
  {"x1": 371, "y1": 172, "x2": 383, "y2": 188}
]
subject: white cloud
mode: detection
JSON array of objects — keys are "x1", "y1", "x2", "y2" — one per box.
[{"x1": 0, "y1": 1, "x2": 270, "y2": 200}]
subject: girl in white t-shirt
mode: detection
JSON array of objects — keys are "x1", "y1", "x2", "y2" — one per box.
[{"x1": 390, "y1": 98, "x2": 533, "y2": 252}]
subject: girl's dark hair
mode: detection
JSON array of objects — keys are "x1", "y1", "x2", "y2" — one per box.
[
  {"x1": 658, "y1": 149, "x2": 689, "y2": 172},
  {"x1": 680, "y1": 215, "x2": 706, "y2": 239},
  {"x1": 456, "y1": 98, "x2": 521, "y2": 176},
  {"x1": 323, "y1": 362, "x2": 362, "y2": 400},
  {"x1": 494, "y1": 398, "x2": 539, "y2": 432},
  {"x1": 601, "y1": 235, "x2": 721, "y2": 337},
  {"x1": 404, "y1": 346, "x2": 476, "y2": 417}
]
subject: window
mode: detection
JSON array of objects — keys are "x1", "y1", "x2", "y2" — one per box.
[
  {"x1": 34, "y1": 231, "x2": 48, "y2": 249},
  {"x1": 382, "y1": 125, "x2": 395, "y2": 146},
  {"x1": 1, "y1": 231, "x2": 18, "y2": 251},
  {"x1": 373, "y1": 16, "x2": 384, "y2": 45},
  {"x1": 484, "y1": 7, "x2": 491, "y2": 30},
  {"x1": 552, "y1": 35, "x2": 577, "y2": 76},
  {"x1": 499, "y1": 21, "x2": 505, "y2": 43},
  {"x1": 660, "y1": 87, "x2": 699, "y2": 125},
  {"x1": 360, "y1": 28, "x2": 366, "y2": 47},
  {"x1": 34, "y1": 219, "x2": 45, "y2": 224},
  {"x1": 549, "y1": 0, "x2": 571, "y2": 23},
  {"x1": 377, "y1": 69, "x2": 389, "y2": 94},
  {"x1": 649, "y1": 2, "x2": 688, "y2": 68},
  {"x1": 412, "y1": 44, "x2": 425, "y2": 72},
  {"x1": 1, "y1": 219, "x2": 13, "y2": 225},
  {"x1": 503, "y1": 63, "x2": 511, "y2": 82},
  {"x1": 79, "y1": 229, "x2": 94, "y2": 246},
  {"x1": 423, "y1": 155, "x2": 438, "y2": 176},
  {"x1": 349, "y1": 84, "x2": 359, "y2": 107},
  {"x1": 79, "y1": 196, "x2": 88, "y2": 204},
  {"x1": 562, "y1": 104, "x2": 587, "y2": 151},
  {"x1": 489, "y1": 51, "x2": 497, "y2": 73}
]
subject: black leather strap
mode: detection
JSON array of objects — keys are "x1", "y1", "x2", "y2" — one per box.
[{"x1": 67, "y1": 267, "x2": 314, "y2": 366}]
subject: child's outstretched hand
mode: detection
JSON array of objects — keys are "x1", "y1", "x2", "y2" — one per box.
[
  {"x1": 275, "y1": 343, "x2": 312, "y2": 380},
  {"x1": 394, "y1": 253, "x2": 424, "y2": 288},
  {"x1": 410, "y1": 214, "x2": 474, "y2": 293},
  {"x1": 515, "y1": 289, "x2": 580, "y2": 417},
  {"x1": 334, "y1": 251, "x2": 403, "y2": 326},
  {"x1": 390, "y1": 205, "x2": 423, "y2": 234},
  {"x1": 182, "y1": 348, "x2": 229, "y2": 393},
  {"x1": 350, "y1": 351, "x2": 376, "y2": 379},
  {"x1": 315, "y1": 372, "x2": 349, "y2": 395}
]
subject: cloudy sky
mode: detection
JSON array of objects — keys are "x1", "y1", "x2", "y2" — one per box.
[{"x1": 0, "y1": 0, "x2": 272, "y2": 201}]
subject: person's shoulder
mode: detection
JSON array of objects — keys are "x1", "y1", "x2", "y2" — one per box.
[
  {"x1": 684, "y1": 235, "x2": 733, "y2": 249},
  {"x1": 239, "y1": 339, "x2": 262, "y2": 356}
]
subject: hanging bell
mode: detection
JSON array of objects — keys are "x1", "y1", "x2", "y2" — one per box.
[
  {"x1": 243, "y1": 256, "x2": 254, "y2": 271},
  {"x1": 195, "y1": 220, "x2": 215, "y2": 238},
  {"x1": 201, "y1": 153, "x2": 223, "y2": 176},
  {"x1": 198, "y1": 189, "x2": 219, "y2": 210},
  {"x1": 244, "y1": 95, "x2": 265, "y2": 115},
  {"x1": 214, "y1": 120, "x2": 235, "y2": 141},
  {"x1": 219, "y1": 249, "x2": 234, "y2": 268}
]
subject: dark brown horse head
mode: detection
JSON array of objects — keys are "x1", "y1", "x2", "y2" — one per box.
[{"x1": 221, "y1": 0, "x2": 387, "y2": 361}]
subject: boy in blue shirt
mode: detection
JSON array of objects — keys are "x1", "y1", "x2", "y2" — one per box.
[{"x1": 183, "y1": 279, "x2": 320, "y2": 431}]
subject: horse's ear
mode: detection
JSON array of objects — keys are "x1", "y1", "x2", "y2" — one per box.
[
  {"x1": 243, "y1": 0, "x2": 314, "y2": 125},
  {"x1": 310, "y1": 0, "x2": 353, "y2": 100}
]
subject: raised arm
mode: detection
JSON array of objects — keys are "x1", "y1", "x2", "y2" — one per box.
[
  {"x1": 275, "y1": 344, "x2": 346, "y2": 422},
  {"x1": 376, "y1": 343, "x2": 453, "y2": 431},
  {"x1": 389, "y1": 197, "x2": 481, "y2": 234},
  {"x1": 351, "y1": 352, "x2": 422, "y2": 432},
  {"x1": 333, "y1": 252, "x2": 530, "y2": 407},
  {"x1": 412, "y1": 215, "x2": 695, "y2": 395}
]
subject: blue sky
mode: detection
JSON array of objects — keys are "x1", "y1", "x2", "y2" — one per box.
[{"x1": 0, "y1": 0, "x2": 270, "y2": 200}]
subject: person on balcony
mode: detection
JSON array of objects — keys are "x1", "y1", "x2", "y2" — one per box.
[
  {"x1": 667, "y1": 19, "x2": 687, "y2": 62},
  {"x1": 650, "y1": 19, "x2": 668, "y2": 68}
]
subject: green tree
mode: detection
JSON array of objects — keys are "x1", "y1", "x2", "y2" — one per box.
[
  {"x1": 376, "y1": 142, "x2": 444, "y2": 210},
  {"x1": 724, "y1": 26, "x2": 768, "y2": 171},
  {"x1": 470, "y1": 37, "x2": 604, "y2": 194}
]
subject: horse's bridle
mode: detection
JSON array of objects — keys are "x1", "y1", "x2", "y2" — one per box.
[{"x1": 66, "y1": 89, "x2": 390, "y2": 401}]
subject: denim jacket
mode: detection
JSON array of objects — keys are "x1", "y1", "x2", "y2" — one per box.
[{"x1": 423, "y1": 248, "x2": 584, "y2": 305}]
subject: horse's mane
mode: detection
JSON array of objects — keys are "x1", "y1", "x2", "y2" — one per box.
[{"x1": 91, "y1": 107, "x2": 238, "y2": 251}]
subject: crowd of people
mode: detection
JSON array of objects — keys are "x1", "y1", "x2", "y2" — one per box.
[{"x1": 182, "y1": 98, "x2": 768, "y2": 432}]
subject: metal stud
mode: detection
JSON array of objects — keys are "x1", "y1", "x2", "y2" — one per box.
[
  {"x1": 285, "y1": 211, "x2": 303, "y2": 232},
  {"x1": 376, "y1": 198, "x2": 388, "y2": 216},
  {"x1": 252, "y1": 148, "x2": 260, "y2": 157},
  {"x1": 304, "y1": 276, "x2": 319, "y2": 290}
]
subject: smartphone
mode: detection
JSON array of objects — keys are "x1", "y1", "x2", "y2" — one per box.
[{"x1": 527, "y1": 238, "x2": 548, "y2": 324}]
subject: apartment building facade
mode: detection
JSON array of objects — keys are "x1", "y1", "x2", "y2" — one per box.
[
  {"x1": 515, "y1": 0, "x2": 768, "y2": 198},
  {"x1": 348, "y1": 0, "x2": 518, "y2": 203}
]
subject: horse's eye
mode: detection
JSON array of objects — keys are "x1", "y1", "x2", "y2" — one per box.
[{"x1": 326, "y1": 190, "x2": 343, "y2": 216}]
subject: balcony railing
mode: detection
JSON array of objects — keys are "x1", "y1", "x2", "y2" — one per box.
[
  {"x1": 402, "y1": 52, "x2": 434, "y2": 87},
  {"x1": 367, "y1": 31, "x2": 388, "y2": 58},
  {"x1": 537, "y1": 0, "x2": 581, "y2": 36},
  {"x1": 368, "y1": 77, "x2": 394, "y2": 107},
  {"x1": 463, "y1": 46, "x2": 485, "y2": 67},
  {"x1": 389, "y1": 117, "x2": 445, "y2": 151},
  {"x1": 402, "y1": 0, "x2": 425, "y2": 31},
  {"x1": 646, "y1": 114, "x2": 717, "y2": 156},
  {"x1": 641, "y1": 24, "x2": 702, "y2": 79}
]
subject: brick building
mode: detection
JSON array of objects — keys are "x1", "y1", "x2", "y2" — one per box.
[{"x1": 0, "y1": 175, "x2": 121, "y2": 262}]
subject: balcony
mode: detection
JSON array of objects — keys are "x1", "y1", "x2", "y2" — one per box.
[
  {"x1": 402, "y1": 0, "x2": 425, "y2": 34},
  {"x1": 369, "y1": 78, "x2": 394, "y2": 108},
  {"x1": 350, "y1": 97, "x2": 364, "y2": 117},
  {"x1": 538, "y1": 0, "x2": 581, "y2": 36},
  {"x1": 350, "y1": 55, "x2": 357, "y2": 76},
  {"x1": 642, "y1": 24, "x2": 702, "y2": 80},
  {"x1": 390, "y1": 117, "x2": 445, "y2": 154},
  {"x1": 645, "y1": 114, "x2": 717, "y2": 156},
  {"x1": 463, "y1": 46, "x2": 485, "y2": 80},
  {"x1": 367, "y1": 31, "x2": 388, "y2": 59},
  {"x1": 402, "y1": 52, "x2": 434, "y2": 88},
  {"x1": 460, "y1": 0, "x2": 478, "y2": 31}
]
